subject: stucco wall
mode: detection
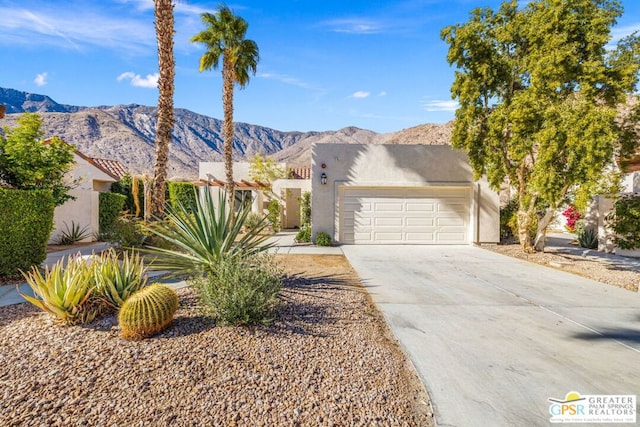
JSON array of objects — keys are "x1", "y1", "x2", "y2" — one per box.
[
  {"x1": 50, "y1": 154, "x2": 116, "y2": 244},
  {"x1": 311, "y1": 143, "x2": 499, "y2": 244}
]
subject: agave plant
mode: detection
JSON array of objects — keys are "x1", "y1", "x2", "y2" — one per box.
[
  {"x1": 20, "y1": 254, "x2": 99, "y2": 325},
  {"x1": 93, "y1": 248, "x2": 148, "y2": 309},
  {"x1": 142, "y1": 186, "x2": 273, "y2": 277},
  {"x1": 56, "y1": 221, "x2": 91, "y2": 245}
]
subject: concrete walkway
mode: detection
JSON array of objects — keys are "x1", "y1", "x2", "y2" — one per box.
[
  {"x1": 342, "y1": 245, "x2": 640, "y2": 427},
  {"x1": 265, "y1": 230, "x2": 343, "y2": 255}
]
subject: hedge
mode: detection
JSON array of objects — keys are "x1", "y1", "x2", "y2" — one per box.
[
  {"x1": 168, "y1": 181, "x2": 197, "y2": 213},
  {"x1": 0, "y1": 188, "x2": 55, "y2": 275},
  {"x1": 99, "y1": 192, "x2": 127, "y2": 234}
]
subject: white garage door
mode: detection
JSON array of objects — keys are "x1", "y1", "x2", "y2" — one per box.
[{"x1": 340, "y1": 187, "x2": 470, "y2": 244}]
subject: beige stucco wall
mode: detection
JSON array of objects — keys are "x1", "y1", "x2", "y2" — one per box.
[
  {"x1": 199, "y1": 162, "x2": 310, "y2": 227},
  {"x1": 311, "y1": 143, "x2": 500, "y2": 244},
  {"x1": 50, "y1": 154, "x2": 116, "y2": 244}
]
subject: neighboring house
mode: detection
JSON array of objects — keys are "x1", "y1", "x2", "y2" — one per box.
[
  {"x1": 50, "y1": 148, "x2": 127, "y2": 243},
  {"x1": 198, "y1": 162, "x2": 310, "y2": 228},
  {"x1": 311, "y1": 143, "x2": 500, "y2": 245}
]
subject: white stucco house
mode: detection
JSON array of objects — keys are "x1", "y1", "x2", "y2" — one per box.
[
  {"x1": 50, "y1": 149, "x2": 127, "y2": 243},
  {"x1": 311, "y1": 143, "x2": 500, "y2": 245},
  {"x1": 198, "y1": 162, "x2": 311, "y2": 229}
]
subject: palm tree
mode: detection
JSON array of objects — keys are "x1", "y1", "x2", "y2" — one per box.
[
  {"x1": 150, "y1": 0, "x2": 176, "y2": 220},
  {"x1": 191, "y1": 6, "x2": 259, "y2": 210}
]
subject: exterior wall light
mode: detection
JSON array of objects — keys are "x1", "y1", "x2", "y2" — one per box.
[{"x1": 320, "y1": 172, "x2": 327, "y2": 185}]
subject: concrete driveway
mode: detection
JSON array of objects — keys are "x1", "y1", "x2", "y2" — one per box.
[{"x1": 342, "y1": 245, "x2": 640, "y2": 427}]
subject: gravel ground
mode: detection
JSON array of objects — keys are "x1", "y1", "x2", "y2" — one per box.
[
  {"x1": 0, "y1": 254, "x2": 433, "y2": 427},
  {"x1": 484, "y1": 242, "x2": 640, "y2": 292}
]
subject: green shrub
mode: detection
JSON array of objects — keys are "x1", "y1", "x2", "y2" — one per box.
[
  {"x1": 99, "y1": 192, "x2": 126, "y2": 235},
  {"x1": 295, "y1": 224, "x2": 311, "y2": 243},
  {"x1": 93, "y1": 248, "x2": 148, "y2": 309},
  {"x1": 0, "y1": 188, "x2": 55, "y2": 275},
  {"x1": 500, "y1": 198, "x2": 518, "y2": 241},
  {"x1": 167, "y1": 181, "x2": 197, "y2": 214},
  {"x1": 55, "y1": 221, "x2": 91, "y2": 245},
  {"x1": 577, "y1": 227, "x2": 598, "y2": 249},
  {"x1": 101, "y1": 213, "x2": 149, "y2": 250},
  {"x1": 118, "y1": 283, "x2": 178, "y2": 340},
  {"x1": 243, "y1": 212, "x2": 265, "y2": 232},
  {"x1": 267, "y1": 199, "x2": 281, "y2": 232},
  {"x1": 143, "y1": 187, "x2": 273, "y2": 277},
  {"x1": 315, "y1": 231, "x2": 332, "y2": 246},
  {"x1": 300, "y1": 191, "x2": 311, "y2": 226},
  {"x1": 111, "y1": 174, "x2": 144, "y2": 217},
  {"x1": 20, "y1": 253, "x2": 102, "y2": 325},
  {"x1": 192, "y1": 254, "x2": 282, "y2": 325},
  {"x1": 607, "y1": 195, "x2": 640, "y2": 250}
]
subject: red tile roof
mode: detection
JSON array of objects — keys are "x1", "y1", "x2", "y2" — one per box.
[
  {"x1": 289, "y1": 166, "x2": 311, "y2": 180},
  {"x1": 43, "y1": 137, "x2": 128, "y2": 180},
  {"x1": 89, "y1": 157, "x2": 129, "y2": 180}
]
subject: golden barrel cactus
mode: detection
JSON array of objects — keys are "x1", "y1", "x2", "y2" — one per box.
[{"x1": 118, "y1": 284, "x2": 179, "y2": 340}]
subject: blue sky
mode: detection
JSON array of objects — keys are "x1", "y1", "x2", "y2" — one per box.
[{"x1": 1, "y1": 0, "x2": 639, "y2": 133}]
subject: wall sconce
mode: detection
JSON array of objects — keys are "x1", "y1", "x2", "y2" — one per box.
[{"x1": 320, "y1": 172, "x2": 327, "y2": 185}]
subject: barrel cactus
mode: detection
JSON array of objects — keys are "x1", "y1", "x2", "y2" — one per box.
[{"x1": 118, "y1": 284, "x2": 179, "y2": 340}]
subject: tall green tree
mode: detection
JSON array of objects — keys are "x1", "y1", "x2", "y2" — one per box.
[
  {"x1": 150, "y1": 0, "x2": 176, "y2": 220},
  {"x1": 191, "y1": 5, "x2": 259, "y2": 210},
  {"x1": 0, "y1": 112, "x2": 76, "y2": 206},
  {"x1": 441, "y1": 0, "x2": 640, "y2": 252}
]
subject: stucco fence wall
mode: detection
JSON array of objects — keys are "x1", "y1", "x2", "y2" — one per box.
[
  {"x1": 586, "y1": 193, "x2": 640, "y2": 258},
  {"x1": 311, "y1": 143, "x2": 500, "y2": 244}
]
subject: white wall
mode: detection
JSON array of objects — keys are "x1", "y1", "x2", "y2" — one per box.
[
  {"x1": 311, "y1": 143, "x2": 500, "y2": 244},
  {"x1": 50, "y1": 154, "x2": 116, "y2": 244}
]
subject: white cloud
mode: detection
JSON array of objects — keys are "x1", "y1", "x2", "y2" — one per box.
[
  {"x1": 0, "y1": 6, "x2": 155, "y2": 53},
  {"x1": 117, "y1": 71, "x2": 158, "y2": 88},
  {"x1": 34, "y1": 72, "x2": 48, "y2": 86},
  {"x1": 378, "y1": 91, "x2": 387, "y2": 97},
  {"x1": 319, "y1": 18, "x2": 384, "y2": 34},
  {"x1": 351, "y1": 91, "x2": 370, "y2": 99},
  {"x1": 610, "y1": 23, "x2": 640, "y2": 43},
  {"x1": 422, "y1": 99, "x2": 458, "y2": 112}
]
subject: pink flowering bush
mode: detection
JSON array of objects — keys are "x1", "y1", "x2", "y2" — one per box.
[{"x1": 562, "y1": 205, "x2": 583, "y2": 233}]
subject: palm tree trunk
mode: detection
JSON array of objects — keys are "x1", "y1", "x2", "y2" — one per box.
[
  {"x1": 222, "y1": 53, "x2": 235, "y2": 213},
  {"x1": 150, "y1": 0, "x2": 175, "y2": 220}
]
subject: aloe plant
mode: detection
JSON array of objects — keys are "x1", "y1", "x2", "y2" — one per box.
[
  {"x1": 143, "y1": 187, "x2": 273, "y2": 277},
  {"x1": 20, "y1": 254, "x2": 99, "y2": 325},
  {"x1": 93, "y1": 248, "x2": 148, "y2": 308}
]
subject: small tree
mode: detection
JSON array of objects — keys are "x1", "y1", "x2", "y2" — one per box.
[
  {"x1": 441, "y1": 0, "x2": 640, "y2": 252},
  {"x1": 0, "y1": 112, "x2": 76, "y2": 206},
  {"x1": 248, "y1": 154, "x2": 287, "y2": 184}
]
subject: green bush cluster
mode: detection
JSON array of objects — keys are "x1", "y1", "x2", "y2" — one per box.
[
  {"x1": 295, "y1": 224, "x2": 311, "y2": 243},
  {"x1": 267, "y1": 199, "x2": 281, "y2": 232},
  {"x1": 500, "y1": 199, "x2": 518, "y2": 241},
  {"x1": 300, "y1": 191, "x2": 311, "y2": 227},
  {"x1": 314, "y1": 231, "x2": 332, "y2": 246},
  {"x1": 167, "y1": 181, "x2": 197, "y2": 214},
  {"x1": 192, "y1": 254, "x2": 281, "y2": 325},
  {"x1": 607, "y1": 195, "x2": 640, "y2": 250},
  {"x1": 99, "y1": 192, "x2": 127, "y2": 235},
  {"x1": 111, "y1": 174, "x2": 143, "y2": 217},
  {"x1": 0, "y1": 188, "x2": 55, "y2": 275}
]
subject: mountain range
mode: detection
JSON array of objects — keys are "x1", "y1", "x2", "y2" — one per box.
[{"x1": 0, "y1": 87, "x2": 452, "y2": 179}]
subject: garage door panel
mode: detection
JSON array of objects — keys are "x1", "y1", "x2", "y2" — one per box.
[
  {"x1": 375, "y1": 217, "x2": 403, "y2": 226},
  {"x1": 406, "y1": 217, "x2": 435, "y2": 227},
  {"x1": 437, "y1": 217, "x2": 465, "y2": 226},
  {"x1": 341, "y1": 187, "x2": 470, "y2": 244}
]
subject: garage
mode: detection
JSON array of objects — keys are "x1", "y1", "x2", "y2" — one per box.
[
  {"x1": 340, "y1": 187, "x2": 471, "y2": 244},
  {"x1": 311, "y1": 143, "x2": 499, "y2": 245}
]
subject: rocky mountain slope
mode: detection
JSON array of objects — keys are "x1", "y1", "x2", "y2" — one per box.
[{"x1": 0, "y1": 87, "x2": 452, "y2": 179}]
